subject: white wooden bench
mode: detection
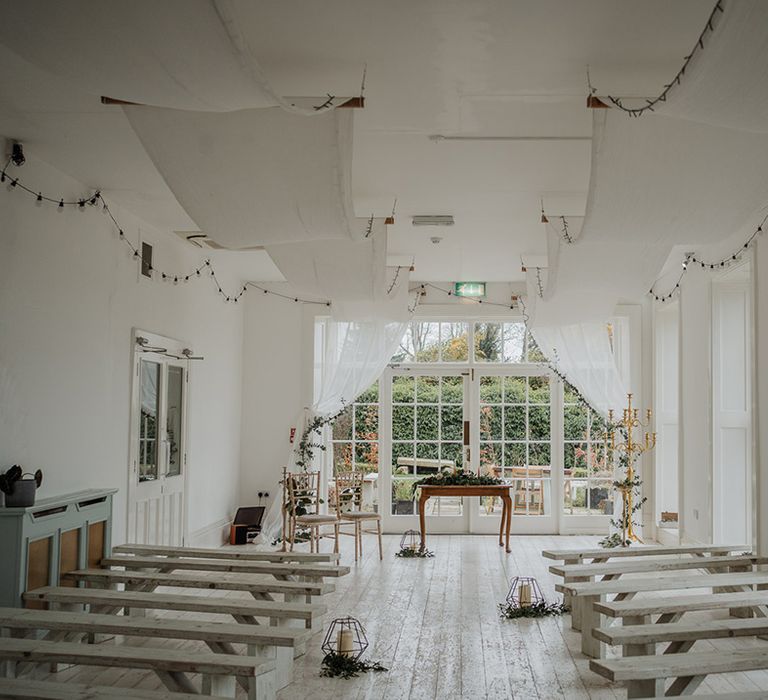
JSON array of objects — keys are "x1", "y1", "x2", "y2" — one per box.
[
  {"x1": 23, "y1": 586, "x2": 326, "y2": 630},
  {"x1": 102, "y1": 554, "x2": 349, "y2": 581},
  {"x1": 66, "y1": 568, "x2": 331, "y2": 603},
  {"x1": 113, "y1": 543, "x2": 339, "y2": 564},
  {"x1": 590, "y1": 648, "x2": 768, "y2": 698},
  {"x1": 542, "y1": 544, "x2": 749, "y2": 563},
  {"x1": 0, "y1": 637, "x2": 275, "y2": 699},
  {"x1": 0, "y1": 678, "x2": 233, "y2": 699},
  {"x1": 551, "y1": 554, "x2": 765, "y2": 630},
  {"x1": 558, "y1": 570, "x2": 768, "y2": 658},
  {"x1": 0, "y1": 606, "x2": 307, "y2": 691},
  {"x1": 543, "y1": 544, "x2": 747, "y2": 626}
]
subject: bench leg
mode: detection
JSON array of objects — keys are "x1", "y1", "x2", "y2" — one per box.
[
  {"x1": 580, "y1": 594, "x2": 603, "y2": 659},
  {"x1": 203, "y1": 674, "x2": 237, "y2": 697},
  {"x1": 566, "y1": 575, "x2": 591, "y2": 631},
  {"x1": 247, "y1": 670, "x2": 277, "y2": 700},
  {"x1": 623, "y1": 615, "x2": 663, "y2": 698}
]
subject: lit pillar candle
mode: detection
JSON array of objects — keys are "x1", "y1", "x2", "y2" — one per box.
[
  {"x1": 519, "y1": 583, "x2": 532, "y2": 608},
  {"x1": 337, "y1": 629, "x2": 355, "y2": 656}
]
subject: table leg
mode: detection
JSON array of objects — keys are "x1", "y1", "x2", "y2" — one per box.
[
  {"x1": 498, "y1": 497, "x2": 505, "y2": 548},
  {"x1": 502, "y1": 494, "x2": 512, "y2": 552},
  {"x1": 419, "y1": 493, "x2": 429, "y2": 551}
]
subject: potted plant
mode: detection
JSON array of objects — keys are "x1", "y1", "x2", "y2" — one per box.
[
  {"x1": 0, "y1": 466, "x2": 43, "y2": 507},
  {"x1": 393, "y1": 479, "x2": 414, "y2": 515}
]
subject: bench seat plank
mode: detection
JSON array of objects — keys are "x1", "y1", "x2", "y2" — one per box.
[
  {"x1": 0, "y1": 637, "x2": 273, "y2": 676},
  {"x1": 0, "y1": 679, "x2": 232, "y2": 699},
  {"x1": 103, "y1": 555, "x2": 349, "y2": 578},
  {"x1": 542, "y1": 544, "x2": 748, "y2": 561},
  {"x1": 558, "y1": 570, "x2": 768, "y2": 597},
  {"x1": 550, "y1": 554, "x2": 764, "y2": 578},
  {"x1": 24, "y1": 586, "x2": 324, "y2": 622},
  {"x1": 590, "y1": 647, "x2": 768, "y2": 682},
  {"x1": 66, "y1": 569, "x2": 331, "y2": 596},
  {"x1": 0, "y1": 607, "x2": 308, "y2": 647},
  {"x1": 114, "y1": 543, "x2": 338, "y2": 563},
  {"x1": 594, "y1": 616, "x2": 768, "y2": 646},
  {"x1": 594, "y1": 590, "x2": 768, "y2": 618}
]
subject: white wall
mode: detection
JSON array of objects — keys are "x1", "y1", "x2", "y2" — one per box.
[
  {"x1": 0, "y1": 155, "x2": 244, "y2": 546},
  {"x1": 654, "y1": 301, "x2": 679, "y2": 521},
  {"x1": 755, "y1": 239, "x2": 768, "y2": 555},
  {"x1": 238, "y1": 290, "x2": 307, "y2": 511},
  {"x1": 678, "y1": 269, "x2": 712, "y2": 544}
]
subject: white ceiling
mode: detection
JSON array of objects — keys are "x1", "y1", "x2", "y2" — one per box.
[{"x1": 0, "y1": 0, "x2": 714, "y2": 282}]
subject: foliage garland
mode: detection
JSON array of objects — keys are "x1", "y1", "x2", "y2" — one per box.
[
  {"x1": 319, "y1": 652, "x2": 388, "y2": 679},
  {"x1": 599, "y1": 448, "x2": 647, "y2": 549},
  {"x1": 294, "y1": 403, "x2": 348, "y2": 471},
  {"x1": 395, "y1": 548, "x2": 434, "y2": 558},
  {"x1": 498, "y1": 601, "x2": 570, "y2": 619},
  {"x1": 415, "y1": 470, "x2": 503, "y2": 487}
]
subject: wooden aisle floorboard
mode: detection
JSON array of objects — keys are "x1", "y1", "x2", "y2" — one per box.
[{"x1": 21, "y1": 533, "x2": 768, "y2": 699}]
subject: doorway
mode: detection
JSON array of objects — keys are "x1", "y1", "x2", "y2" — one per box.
[{"x1": 128, "y1": 331, "x2": 188, "y2": 545}]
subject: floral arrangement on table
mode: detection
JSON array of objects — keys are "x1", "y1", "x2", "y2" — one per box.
[{"x1": 415, "y1": 469, "x2": 503, "y2": 487}]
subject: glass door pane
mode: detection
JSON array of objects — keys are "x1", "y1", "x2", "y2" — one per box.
[
  {"x1": 138, "y1": 360, "x2": 160, "y2": 483},
  {"x1": 391, "y1": 373, "x2": 466, "y2": 518},
  {"x1": 166, "y1": 365, "x2": 184, "y2": 478},
  {"x1": 477, "y1": 373, "x2": 553, "y2": 519}
]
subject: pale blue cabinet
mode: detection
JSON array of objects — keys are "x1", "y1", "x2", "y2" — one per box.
[{"x1": 0, "y1": 488, "x2": 117, "y2": 607}]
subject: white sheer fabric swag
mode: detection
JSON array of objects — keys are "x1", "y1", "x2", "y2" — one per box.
[
  {"x1": 257, "y1": 315, "x2": 410, "y2": 544},
  {"x1": 532, "y1": 322, "x2": 627, "y2": 419}
]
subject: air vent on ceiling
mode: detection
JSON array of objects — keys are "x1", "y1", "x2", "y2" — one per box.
[
  {"x1": 412, "y1": 215, "x2": 454, "y2": 227},
  {"x1": 174, "y1": 231, "x2": 226, "y2": 250}
]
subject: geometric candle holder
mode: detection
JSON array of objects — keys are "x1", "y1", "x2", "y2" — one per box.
[
  {"x1": 321, "y1": 617, "x2": 369, "y2": 661},
  {"x1": 505, "y1": 576, "x2": 545, "y2": 609},
  {"x1": 399, "y1": 529, "x2": 421, "y2": 552}
]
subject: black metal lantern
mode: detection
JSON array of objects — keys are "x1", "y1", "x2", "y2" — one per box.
[
  {"x1": 505, "y1": 576, "x2": 545, "y2": 608},
  {"x1": 399, "y1": 529, "x2": 421, "y2": 552},
  {"x1": 321, "y1": 617, "x2": 369, "y2": 661}
]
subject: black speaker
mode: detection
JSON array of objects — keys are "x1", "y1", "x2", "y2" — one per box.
[{"x1": 229, "y1": 505, "x2": 265, "y2": 544}]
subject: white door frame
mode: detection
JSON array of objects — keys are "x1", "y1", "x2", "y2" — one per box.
[{"x1": 128, "y1": 329, "x2": 190, "y2": 545}]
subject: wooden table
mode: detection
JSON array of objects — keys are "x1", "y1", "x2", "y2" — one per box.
[{"x1": 418, "y1": 484, "x2": 513, "y2": 553}]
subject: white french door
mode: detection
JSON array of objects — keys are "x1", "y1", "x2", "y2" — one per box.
[
  {"x1": 380, "y1": 366, "x2": 558, "y2": 534},
  {"x1": 128, "y1": 336, "x2": 188, "y2": 545}
]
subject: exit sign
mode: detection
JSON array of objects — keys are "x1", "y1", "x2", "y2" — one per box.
[{"x1": 454, "y1": 282, "x2": 486, "y2": 298}]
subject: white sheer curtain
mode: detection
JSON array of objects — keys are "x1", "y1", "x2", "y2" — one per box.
[
  {"x1": 533, "y1": 322, "x2": 627, "y2": 418},
  {"x1": 257, "y1": 316, "x2": 409, "y2": 544}
]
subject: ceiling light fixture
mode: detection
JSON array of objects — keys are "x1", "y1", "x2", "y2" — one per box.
[{"x1": 413, "y1": 215, "x2": 454, "y2": 227}]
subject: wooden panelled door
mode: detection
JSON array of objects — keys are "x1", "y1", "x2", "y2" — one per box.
[{"x1": 128, "y1": 341, "x2": 187, "y2": 545}]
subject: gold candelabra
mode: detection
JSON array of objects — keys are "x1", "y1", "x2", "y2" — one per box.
[{"x1": 604, "y1": 393, "x2": 656, "y2": 544}]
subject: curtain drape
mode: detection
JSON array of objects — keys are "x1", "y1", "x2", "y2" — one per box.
[
  {"x1": 257, "y1": 315, "x2": 410, "y2": 544},
  {"x1": 532, "y1": 322, "x2": 627, "y2": 419}
]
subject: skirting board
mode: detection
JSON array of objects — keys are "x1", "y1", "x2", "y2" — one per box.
[{"x1": 187, "y1": 517, "x2": 231, "y2": 547}]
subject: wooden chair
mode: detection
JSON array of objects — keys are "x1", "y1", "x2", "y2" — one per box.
[
  {"x1": 333, "y1": 471, "x2": 382, "y2": 562},
  {"x1": 511, "y1": 467, "x2": 544, "y2": 515},
  {"x1": 286, "y1": 471, "x2": 339, "y2": 554}
]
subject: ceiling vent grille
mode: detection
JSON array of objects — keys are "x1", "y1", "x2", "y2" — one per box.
[
  {"x1": 412, "y1": 215, "x2": 454, "y2": 227},
  {"x1": 175, "y1": 231, "x2": 226, "y2": 249}
]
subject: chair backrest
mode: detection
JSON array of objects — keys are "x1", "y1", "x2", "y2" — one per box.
[
  {"x1": 334, "y1": 471, "x2": 364, "y2": 515},
  {"x1": 286, "y1": 471, "x2": 322, "y2": 516}
]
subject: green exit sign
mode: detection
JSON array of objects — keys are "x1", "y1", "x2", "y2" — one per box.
[{"x1": 454, "y1": 282, "x2": 486, "y2": 298}]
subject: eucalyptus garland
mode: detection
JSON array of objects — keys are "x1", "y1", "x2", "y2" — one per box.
[
  {"x1": 320, "y1": 652, "x2": 388, "y2": 679},
  {"x1": 294, "y1": 403, "x2": 348, "y2": 471},
  {"x1": 498, "y1": 601, "x2": 570, "y2": 619},
  {"x1": 416, "y1": 470, "x2": 503, "y2": 487},
  {"x1": 395, "y1": 548, "x2": 434, "y2": 558}
]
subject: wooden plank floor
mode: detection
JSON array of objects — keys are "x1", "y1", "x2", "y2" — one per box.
[{"x1": 24, "y1": 534, "x2": 768, "y2": 698}]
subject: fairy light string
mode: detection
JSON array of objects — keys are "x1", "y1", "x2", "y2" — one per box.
[
  {"x1": 605, "y1": 0, "x2": 725, "y2": 117},
  {"x1": 0, "y1": 158, "x2": 339, "y2": 306},
  {"x1": 649, "y1": 214, "x2": 766, "y2": 302}
]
